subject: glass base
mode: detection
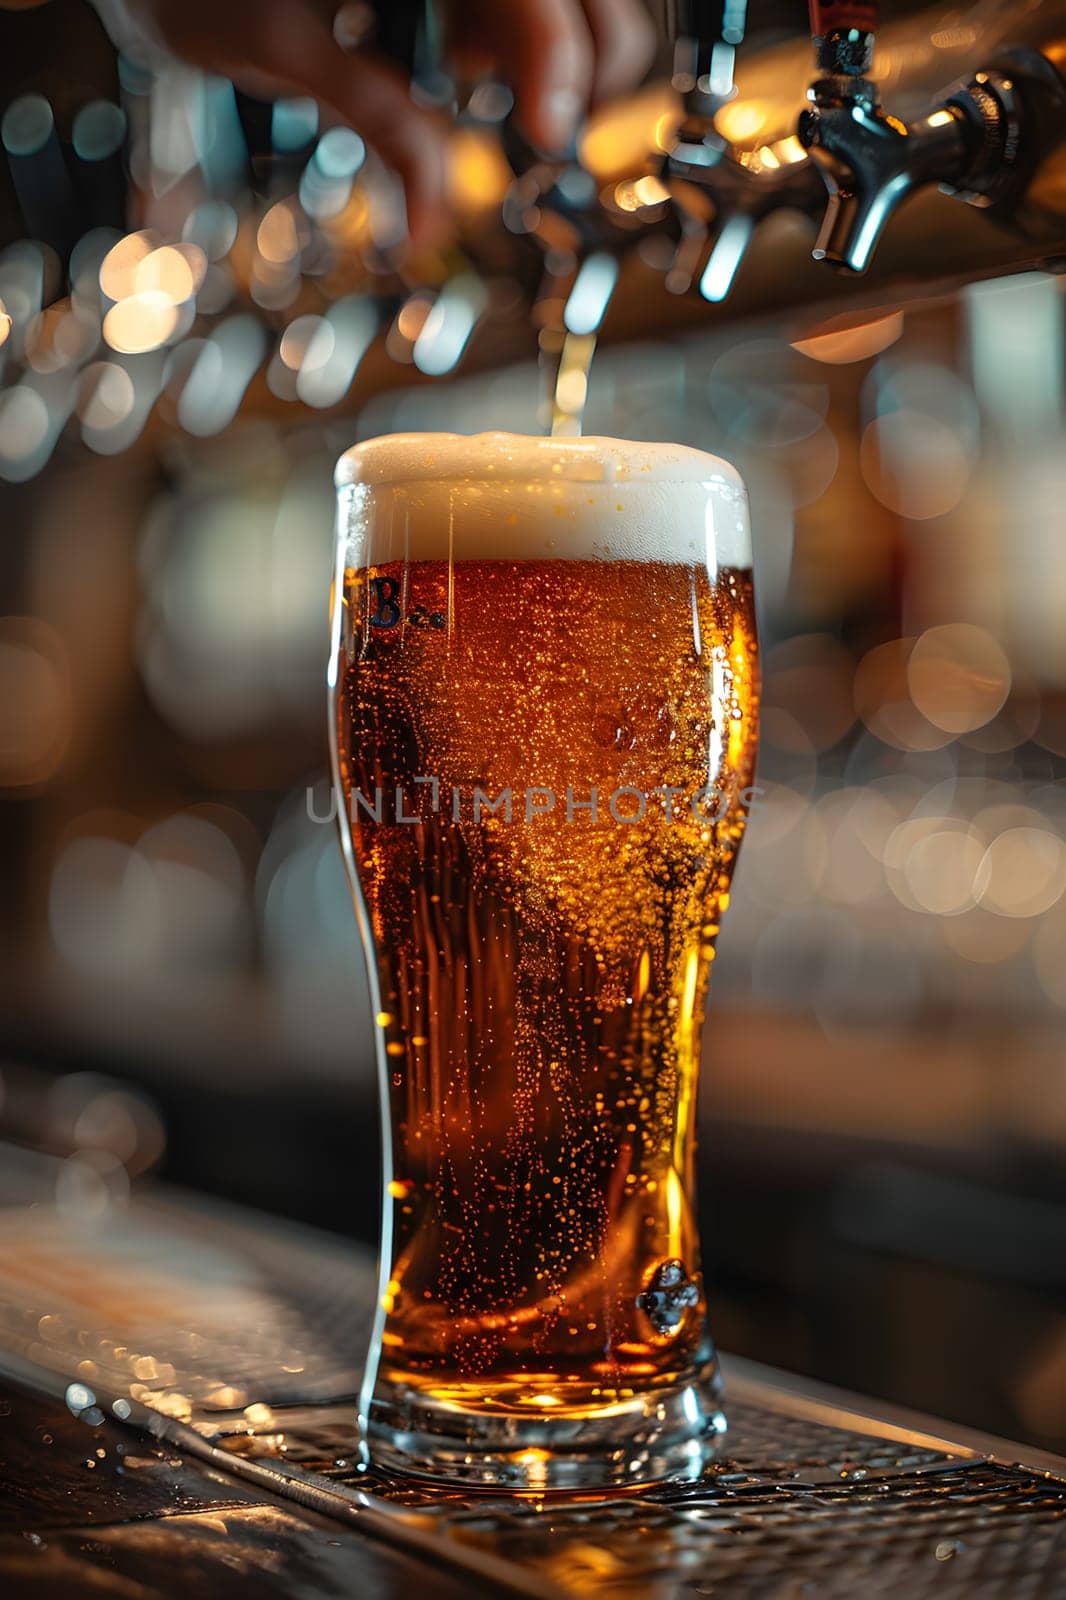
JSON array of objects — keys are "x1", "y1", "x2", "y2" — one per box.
[{"x1": 362, "y1": 1371, "x2": 727, "y2": 1491}]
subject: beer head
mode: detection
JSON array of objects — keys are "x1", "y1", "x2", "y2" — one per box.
[{"x1": 335, "y1": 432, "x2": 750, "y2": 569}]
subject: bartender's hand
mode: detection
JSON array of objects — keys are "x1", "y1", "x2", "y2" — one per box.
[{"x1": 92, "y1": 0, "x2": 656, "y2": 246}]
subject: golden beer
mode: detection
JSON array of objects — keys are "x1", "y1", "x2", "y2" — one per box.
[{"x1": 330, "y1": 433, "x2": 758, "y2": 1487}]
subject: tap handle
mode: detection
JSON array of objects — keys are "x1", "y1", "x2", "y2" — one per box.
[
  {"x1": 807, "y1": 1, "x2": 879, "y2": 35},
  {"x1": 808, "y1": 2, "x2": 878, "y2": 79},
  {"x1": 803, "y1": 22, "x2": 1057, "y2": 275}
]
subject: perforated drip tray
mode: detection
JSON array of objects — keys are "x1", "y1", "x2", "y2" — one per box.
[{"x1": 1, "y1": 1186, "x2": 1063, "y2": 1598}]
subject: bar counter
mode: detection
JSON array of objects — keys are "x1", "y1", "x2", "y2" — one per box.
[{"x1": 1, "y1": 1179, "x2": 1063, "y2": 1598}]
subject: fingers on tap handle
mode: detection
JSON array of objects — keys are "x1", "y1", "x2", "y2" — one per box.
[
  {"x1": 452, "y1": 0, "x2": 655, "y2": 157},
  {"x1": 107, "y1": 0, "x2": 450, "y2": 249},
  {"x1": 332, "y1": 0, "x2": 450, "y2": 247},
  {"x1": 579, "y1": 0, "x2": 658, "y2": 104},
  {"x1": 282, "y1": 0, "x2": 450, "y2": 249}
]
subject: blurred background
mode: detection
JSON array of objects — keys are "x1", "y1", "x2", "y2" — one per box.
[{"x1": 0, "y1": 0, "x2": 1064, "y2": 1455}]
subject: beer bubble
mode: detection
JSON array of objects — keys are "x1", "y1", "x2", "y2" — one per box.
[{"x1": 593, "y1": 713, "x2": 627, "y2": 748}]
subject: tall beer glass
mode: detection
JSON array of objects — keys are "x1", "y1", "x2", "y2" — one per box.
[{"x1": 329, "y1": 433, "x2": 758, "y2": 1489}]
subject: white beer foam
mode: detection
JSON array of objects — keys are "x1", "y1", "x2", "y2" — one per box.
[{"x1": 336, "y1": 433, "x2": 750, "y2": 566}]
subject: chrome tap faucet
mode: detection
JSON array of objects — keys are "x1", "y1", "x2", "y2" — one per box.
[
  {"x1": 663, "y1": 1, "x2": 823, "y2": 300},
  {"x1": 799, "y1": 0, "x2": 1066, "y2": 274}
]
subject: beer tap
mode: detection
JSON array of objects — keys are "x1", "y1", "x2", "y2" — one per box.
[
  {"x1": 498, "y1": 114, "x2": 701, "y2": 316},
  {"x1": 497, "y1": 108, "x2": 707, "y2": 428},
  {"x1": 798, "y1": 0, "x2": 1066, "y2": 274},
  {"x1": 498, "y1": 123, "x2": 643, "y2": 429},
  {"x1": 501, "y1": 1, "x2": 786, "y2": 325},
  {"x1": 662, "y1": 1, "x2": 824, "y2": 300},
  {"x1": 502, "y1": 2, "x2": 856, "y2": 329}
]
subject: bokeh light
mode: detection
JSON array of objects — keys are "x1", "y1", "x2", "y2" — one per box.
[
  {"x1": 907, "y1": 624, "x2": 1011, "y2": 735},
  {"x1": 99, "y1": 231, "x2": 158, "y2": 302},
  {"x1": 71, "y1": 99, "x2": 127, "y2": 162},
  {"x1": 854, "y1": 639, "x2": 954, "y2": 752},
  {"x1": 976, "y1": 828, "x2": 1066, "y2": 919},
  {"x1": 23, "y1": 300, "x2": 96, "y2": 374},
  {"x1": 708, "y1": 338, "x2": 828, "y2": 447},
  {"x1": 901, "y1": 827, "x2": 985, "y2": 917},
  {"x1": 49, "y1": 810, "x2": 249, "y2": 987},
  {"x1": 813, "y1": 788, "x2": 899, "y2": 906},
  {"x1": 181, "y1": 201, "x2": 239, "y2": 262},
  {"x1": 793, "y1": 312, "x2": 904, "y2": 366},
  {"x1": 0, "y1": 386, "x2": 51, "y2": 480},
  {"x1": 103, "y1": 292, "x2": 180, "y2": 354},
  {"x1": 714, "y1": 99, "x2": 769, "y2": 143},
  {"x1": 279, "y1": 314, "x2": 334, "y2": 374},
  {"x1": 257, "y1": 201, "x2": 305, "y2": 266},
  {"x1": 1, "y1": 93, "x2": 54, "y2": 158},
  {"x1": 860, "y1": 411, "x2": 973, "y2": 520},
  {"x1": 77, "y1": 362, "x2": 136, "y2": 432},
  {"x1": 0, "y1": 615, "x2": 72, "y2": 786},
  {"x1": 134, "y1": 243, "x2": 205, "y2": 303}
]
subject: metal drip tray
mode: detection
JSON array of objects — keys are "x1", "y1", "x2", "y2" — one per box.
[{"x1": 1, "y1": 1187, "x2": 1063, "y2": 1598}]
